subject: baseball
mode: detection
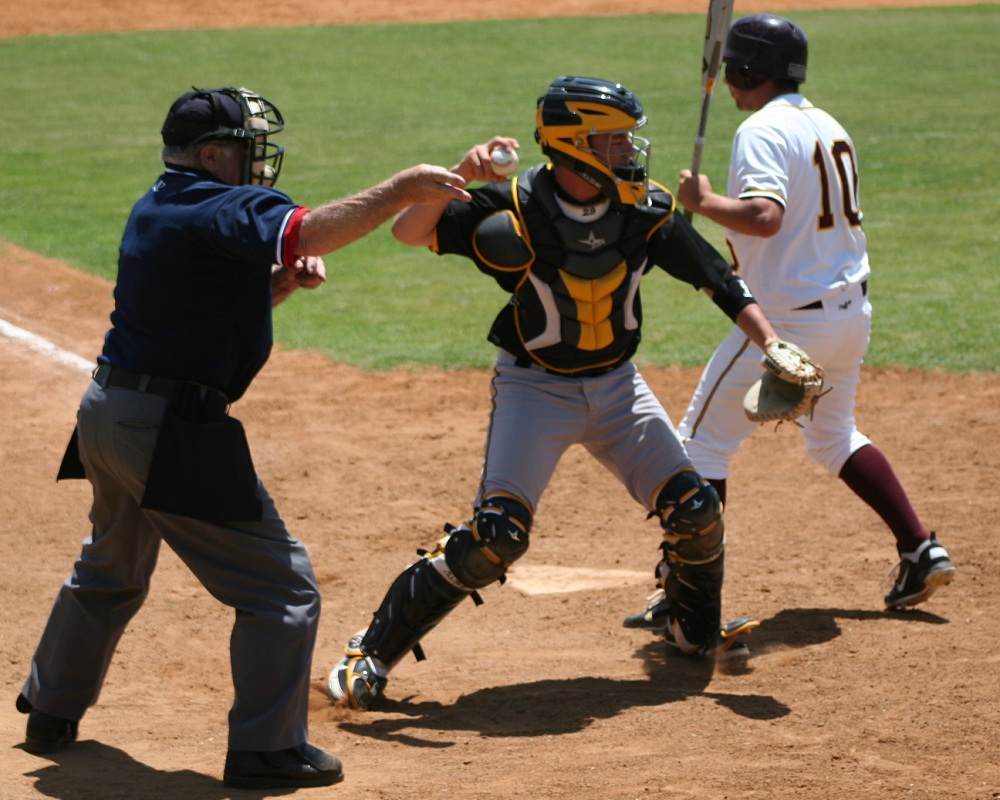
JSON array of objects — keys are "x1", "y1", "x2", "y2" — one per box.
[{"x1": 490, "y1": 147, "x2": 519, "y2": 177}]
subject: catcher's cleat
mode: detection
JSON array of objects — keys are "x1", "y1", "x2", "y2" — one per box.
[
  {"x1": 663, "y1": 614, "x2": 760, "y2": 659},
  {"x1": 622, "y1": 588, "x2": 671, "y2": 632},
  {"x1": 326, "y1": 629, "x2": 388, "y2": 711},
  {"x1": 713, "y1": 616, "x2": 760, "y2": 656},
  {"x1": 884, "y1": 533, "x2": 955, "y2": 610}
]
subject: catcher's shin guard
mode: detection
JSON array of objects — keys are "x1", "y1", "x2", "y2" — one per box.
[
  {"x1": 356, "y1": 495, "x2": 533, "y2": 672},
  {"x1": 653, "y1": 470, "x2": 726, "y2": 651},
  {"x1": 330, "y1": 528, "x2": 485, "y2": 710},
  {"x1": 356, "y1": 543, "x2": 470, "y2": 671}
]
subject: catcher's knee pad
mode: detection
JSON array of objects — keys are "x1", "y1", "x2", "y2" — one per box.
[
  {"x1": 654, "y1": 470, "x2": 725, "y2": 646},
  {"x1": 442, "y1": 494, "x2": 532, "y2": 589},
  {"x1": 654, "y1": 469, "x2": 724, "y2": 565}
]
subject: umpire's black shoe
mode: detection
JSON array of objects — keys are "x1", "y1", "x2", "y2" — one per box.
[
  {"x1": 223, "y1": 743, "x2": 344, "y2": 790},
  {"x1": 16, "y1": 694, "x2": 79, "y2": 754}
]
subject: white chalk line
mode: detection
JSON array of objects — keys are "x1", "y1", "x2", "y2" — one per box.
[{"x1": 0, "y1": 317, "x2": 93, "y2": 374}]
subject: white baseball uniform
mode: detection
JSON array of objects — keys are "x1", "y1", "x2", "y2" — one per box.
[{"x1": 680, "y1": 93, "x2": 874, "y2": 477}]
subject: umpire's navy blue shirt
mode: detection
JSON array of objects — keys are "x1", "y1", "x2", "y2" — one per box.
[{"x1": 101, "y1": 167, "x2": 307, "y2": 402}]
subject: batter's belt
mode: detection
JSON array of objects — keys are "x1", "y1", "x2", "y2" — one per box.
[{"x1": 793, "y1": 279, "x2": 867, "y2": 311}]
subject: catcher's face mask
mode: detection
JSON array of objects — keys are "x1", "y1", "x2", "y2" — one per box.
[{"x1": 577, "y1": 129, "x2": 651, "y2": 203}]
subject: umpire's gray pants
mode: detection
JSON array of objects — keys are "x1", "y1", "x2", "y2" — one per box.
[{"x1": 20, "y1": 380, "x2": 321, "y2": 751}]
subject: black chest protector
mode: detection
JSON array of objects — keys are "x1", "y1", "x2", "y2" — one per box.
[{"x1": 477, "y1": 164, "x2": 674, "y2": 375}]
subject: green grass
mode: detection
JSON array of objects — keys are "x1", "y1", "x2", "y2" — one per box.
[{"x1": 1, "y1": 6, "x2": 997, "y2": 372}]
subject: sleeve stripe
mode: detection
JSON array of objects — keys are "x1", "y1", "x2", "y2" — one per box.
[{"x1": 278, "y1": 206, "x2": 310, "y2": 266}]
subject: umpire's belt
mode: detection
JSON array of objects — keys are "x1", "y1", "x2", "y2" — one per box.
[
  {"x1": 93, "y1": 364, "x2": 229, "y2": 406},
  {"x1": 793, "y1": 279, "x2": 867, "y2": 311}
]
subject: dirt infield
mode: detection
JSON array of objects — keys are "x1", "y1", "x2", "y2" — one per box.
[
  {"x1": 2, "y1": 3, "x2": 998, "y2": 800},
  {"x1": 1, "y1": 0, "x2": 987, "y2": 38}
]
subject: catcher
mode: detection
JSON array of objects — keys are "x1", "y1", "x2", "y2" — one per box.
[{"x1": 327, "y1": 76, "x2": 821, "y2": 711}]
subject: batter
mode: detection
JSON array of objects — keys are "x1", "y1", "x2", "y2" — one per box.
[{"x1": 625, "y1": 15, "x2": 955, "y2": 634}]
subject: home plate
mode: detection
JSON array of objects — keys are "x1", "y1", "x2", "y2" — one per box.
[{"x1": 505, "y1": 564, "x2": 650, "y2": 595}]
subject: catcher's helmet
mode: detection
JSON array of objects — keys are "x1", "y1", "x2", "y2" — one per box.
[
  {"x1": 535, "y1": 76, "x2": 650, "y2": 206},
  {"x1": 723, "y1": 14, "x2": 808, "y2": 91},
  {"x1": 161, "y1": 86, "x2": 285, "y2": 186}
]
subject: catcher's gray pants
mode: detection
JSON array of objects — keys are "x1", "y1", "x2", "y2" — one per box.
[
  {"x1": 483, "y1": 352, "x2": 692, "y2": 513},
  {"x1": 20, "y1": 380, "x2": 321, "y2": 751}
]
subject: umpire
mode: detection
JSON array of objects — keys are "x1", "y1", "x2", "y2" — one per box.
[{"x1": 15, "y1": 85, "x2": 471, "y2": 790}]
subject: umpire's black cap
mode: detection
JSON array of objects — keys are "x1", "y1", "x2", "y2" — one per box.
[{"x1": 161, "y1": 87, "x2": 251, "y2": 147}]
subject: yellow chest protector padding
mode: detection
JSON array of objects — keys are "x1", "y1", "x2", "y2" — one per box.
[
  {"x1": 472, "y1": 186, "x2": 633, "y2": 353},
  {"x1": 476, "y1": 164, "x2": 673, "y2": 374},
  {"x1": 560, "y1": 262, "x2": 627, "y2": 350},
  {"x1": 518, "y1": 168, "x2": 646, "y2": 357}
]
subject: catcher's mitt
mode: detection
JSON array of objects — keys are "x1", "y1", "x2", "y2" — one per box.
[{"x1": 744, "y1": 340, "x2": 825, "y2": 424}]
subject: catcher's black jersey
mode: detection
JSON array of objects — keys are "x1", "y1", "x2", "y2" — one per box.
[{"x1": 433, "y1": 163, "x2": 754, "y2": 375}]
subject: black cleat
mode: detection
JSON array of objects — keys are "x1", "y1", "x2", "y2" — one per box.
[
  {"x1": 885, "y1": 533, "x2": 955, "y2": 609},
  {"x1": 624, "y1": 595, "x2": 759, "y2": 658},
  {"x1": 327, "y1": 628, "x2": 388, "y2": 711}
]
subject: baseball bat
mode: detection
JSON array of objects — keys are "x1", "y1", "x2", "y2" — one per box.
[{"x1": 685, "y1": 0, "x2": 736, "y2": 221}]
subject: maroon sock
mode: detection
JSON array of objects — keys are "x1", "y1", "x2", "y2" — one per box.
[{"x1": 838, "y1": 444, "x2": 928, "y2": 553}]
